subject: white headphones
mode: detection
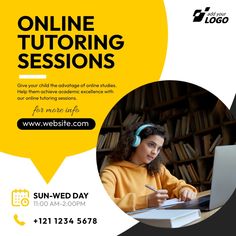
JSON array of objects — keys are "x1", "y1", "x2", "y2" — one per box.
[{"x1": 131, "y1": 124, "x2": 154, "y2": 147}]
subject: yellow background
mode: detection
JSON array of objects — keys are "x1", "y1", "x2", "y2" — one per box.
[{"x1": 0, "y1": 0, "x2": 167, "y2": 182}]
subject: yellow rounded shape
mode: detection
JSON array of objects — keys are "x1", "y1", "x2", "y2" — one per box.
[{"x1": 0, "y1": 0, "x2": 168, "y2": 182}]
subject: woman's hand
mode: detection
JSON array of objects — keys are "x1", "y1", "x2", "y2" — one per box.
[
  {"x1": 147, "y1": 189, "x2": 169, "y2": 208},
  {"x1": 179, "y1": 188, "x2": 197, "y2": 201}
]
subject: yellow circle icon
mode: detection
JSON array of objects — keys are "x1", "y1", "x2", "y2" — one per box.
[{"x1": 21, "y1": 198, "x2": 30, "y2": 207}]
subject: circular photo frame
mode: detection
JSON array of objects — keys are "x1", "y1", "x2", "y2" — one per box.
[{"x1": 96, "y1": 80, "x2": 236, "y2": 228}]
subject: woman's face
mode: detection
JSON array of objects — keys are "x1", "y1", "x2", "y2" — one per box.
[{"x1": 130, "y1": 134, "x2": 164, "y2": 165}]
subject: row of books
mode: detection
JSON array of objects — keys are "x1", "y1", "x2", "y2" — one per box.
[
  {"x1": 97, "y1": 132, "x2": 120, "y2": 150},
  {"x1": 173, "y1": 142, "x2": 198, "y2": 161},
  {"x1": 161, "y1": 135, "x2": 222, "y2": 164},
  {"x1": 174, "y1": 163, "x2": 212, "y2": 186},
  {"x1": 159, "y1": 140, "x2": 217, "y2": 185},
  {"x1": 160, "y1": 149, "x2": 200, "y2": 184},
  {"x1": 161, "y1": 142, "x2": 198, "y2": 163},
  {"x1": 100, "y1": 128, "x2": 222, "y2": 159},
  {"x1": 202, "y1": 134, "x2": 223, "y2": 155},
  {"x1": 122, "y1": 113, "x2": 146, "y2": 127},
  {"x1": 103, "y1": 109, "x2": 119, "y2": 127},
  {"x1": 115, "y1": 85, "x2": 232, "y2": 128},
  {"x1": 124, "y1": 82, "x2": 228, "y2": 116},
  {"x1": 178, "y1": 163, "x2": 200, "y2": 183},
  {"x1": 125, "y1": 86, "x2": 146, "y2": 112},
  {"x1": 193, "y1": 110, "x2": 215, "y2": 131},
  {"x1": 124, "y1": 81, "x2": 187, "y2": 112},
  {"x1": 150, "y1": 81, "x2": 185, "y2": 105},
  {"x1": 163, "y1": 112, "x2": 218, "y2": 141},
  {"x1": 122, "y1": 110, "x2": 187, "y2": 128},
  {"x1": 103, "y1": 106, "x2": 233, "y2": 132},
  {"x1": 173, "y1": 114, "x2": 192, "y2": 138},
  {"x1": 156, "y1": 108, "x2": 188, "y2": 121}
]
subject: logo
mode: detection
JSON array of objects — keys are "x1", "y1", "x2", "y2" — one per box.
[
  {"x1": 193, "y1": 7, "x2": 210, "y2": 22},
  {"x1": 193, "y1": 7, "x2": 229, "y2": 24},
  {"x1": 11, "y1": 189, "x2": 30, "y2": 207}
]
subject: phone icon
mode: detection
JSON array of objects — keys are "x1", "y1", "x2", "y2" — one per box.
[{"x1": 14, "y1": 214, "x2": 26, "y2": 226}]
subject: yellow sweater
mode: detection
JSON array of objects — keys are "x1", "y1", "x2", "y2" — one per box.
[{"x1": 100, "y1": 161, "x2": 197, "y2": 212}]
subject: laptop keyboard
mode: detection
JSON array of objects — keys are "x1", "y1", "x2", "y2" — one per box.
[{"x1": 164, "y1": 194, "x2": 210, "y2": 211}]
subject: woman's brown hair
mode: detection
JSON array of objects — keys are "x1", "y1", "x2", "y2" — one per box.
[{"x1": 108, "y1": 121, "x2": 166, "y2": 175}]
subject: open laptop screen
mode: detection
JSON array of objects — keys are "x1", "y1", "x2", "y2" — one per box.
[
  {"x1": 165, "y1": 145, "x2": 236, "y2": 211},
  {"x1": 209, "y1": 145, "x2": 236, "y2": 210}
]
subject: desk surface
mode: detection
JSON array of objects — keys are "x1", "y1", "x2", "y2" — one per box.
[
  {"x1": 128, "y1": 190, "x2": 220, "y2": 227},
  {"x1": 187, "y1": 190, "x2": 220, "y2": 226}
]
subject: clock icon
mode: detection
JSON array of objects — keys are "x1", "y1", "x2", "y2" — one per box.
[{"x1": 21, "y1": 198, "x2": 29, "y2": 206}]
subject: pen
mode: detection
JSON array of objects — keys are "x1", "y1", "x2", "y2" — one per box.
[{"x1": 145, "y1": 184, "x2": 158, "y2": 192}]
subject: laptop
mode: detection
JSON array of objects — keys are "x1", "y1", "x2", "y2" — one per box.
[
  {"x1": 230, "y1": 94, "x2": 236, "y2": 119},
  {"x1": 166, "y1": 145, "x2": 236, "y2": 211}
]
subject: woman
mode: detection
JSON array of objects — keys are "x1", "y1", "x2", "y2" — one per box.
[{"x1": 100, "y1": 122, "x2": 197, "y2": 212}]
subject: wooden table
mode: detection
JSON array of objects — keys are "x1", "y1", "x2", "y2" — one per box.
[
  {"x1": 128, "y1": 190, "x2": 220, "y2": 227},
  {"x1": 186, "y1": 190, "x2": 220, "y2": 226}
]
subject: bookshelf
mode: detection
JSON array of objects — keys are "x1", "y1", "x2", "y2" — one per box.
[{"x1": 96, "y1": 81, "x2": 236, "y2": 192}]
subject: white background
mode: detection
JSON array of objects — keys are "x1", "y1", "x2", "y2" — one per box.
[
  {"x1": 161, "y1": 0, "x2": 236, "y2": 107},
  {"x1": 1, "y1": 1, "x2": 236, "y2": 235}
]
